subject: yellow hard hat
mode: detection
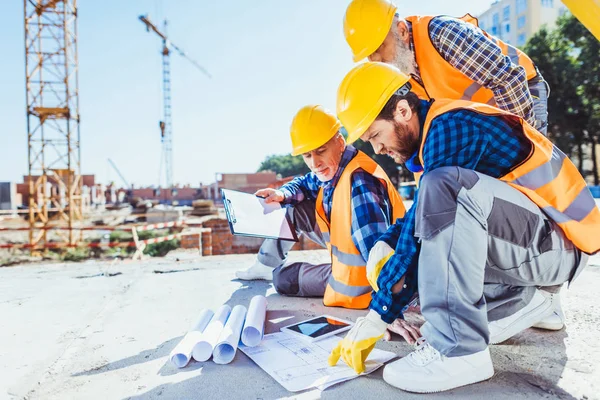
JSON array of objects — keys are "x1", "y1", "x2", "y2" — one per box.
[
  {"x1": 344, "y1": 0, "x2": 398, "y2": 62},
  {"x1": 337, "y1": 62, "x2": 411, "y2": 144},
  {"x1": 290, "y1": 105, "x2": 342, "y2": 156}
]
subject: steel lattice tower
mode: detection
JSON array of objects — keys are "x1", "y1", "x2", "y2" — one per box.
[
  {"x1": 161, "y1": 32, "x2": 173, "y2": 188},
  {"x1": 24, "y1": 0, "x2": 82, "y2": 252}
]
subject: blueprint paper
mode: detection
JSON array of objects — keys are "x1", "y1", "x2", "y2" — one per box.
[
  {"x1": 213, "y1": 305, "x2": 247, "y2": 364},
  {"x1": 241, "y1": 295, "x2": 267, "y2": 347},
  {"x1": 169, "y1": 309, "x2": 214, "y2": 368},
  {"x1": 192, "y1": 305, "x2": 231, "y2": 362},
  {"x1": 239, "y1": 332, "x2": 396, "y2": 392}
]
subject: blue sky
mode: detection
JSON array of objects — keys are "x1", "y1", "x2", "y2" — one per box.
[{"x1": 0, "y1": 1, "x2": 492, "y2": 187}]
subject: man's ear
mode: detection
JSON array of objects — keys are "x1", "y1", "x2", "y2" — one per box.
[
  {"x1": 396, "y1": 19, "x2": 409, "y2": 42},
  {"x1": 393, "y1": 100, "x2": 413, "y2": 123}
]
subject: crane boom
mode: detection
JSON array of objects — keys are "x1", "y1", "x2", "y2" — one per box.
[
  {"x1": 108, "y1": 158, "x2": 130, "y2": 188},
  {"x1": 138, "y1": 15, "x2": 211, "y2": 77},
  {"x1": 138, "y1": 14, "x2": 211, "y2": 190}
]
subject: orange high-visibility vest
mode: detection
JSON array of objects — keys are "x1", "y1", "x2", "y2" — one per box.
[
  {"x1": 315, "y1": 151, "x2": 406, "y2": 309},
  {"x1": 406, "y1": 15, "x2": 539, "y2": 104},
  {"x1": 417, "y1": 99, "x2": 600, "y2": 255}
]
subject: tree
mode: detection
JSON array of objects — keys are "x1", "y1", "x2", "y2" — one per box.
[
  {"x1": 257, "y1": 133, "x2": 403, "y2": 186},
  {"x1": 257, "y1": 153, "x2": 309, "y2": 177},
  {"x1": 523, "y1": 14, "x2": 600, "y2": 184}
]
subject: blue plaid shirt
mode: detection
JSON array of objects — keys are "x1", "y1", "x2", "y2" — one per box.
[
  {"x1": 371, "y1": 100, "x2": 531, "y2": 323},
  {"x1": 280, "y1": 146, "x2": 393, "y2": 261},
  {"x1": 408, "y1": 16, "x2": 540, "y2": 127}
]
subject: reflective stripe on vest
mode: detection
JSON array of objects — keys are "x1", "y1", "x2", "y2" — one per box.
[
  {"x1": 331, "y1": 244, "x2": 365, "y2": 266},
  {"x1": 418, "y1": 99, "x2": 600, "y2": 254},
  {"x1": 326, "y1": 274, "x2": 372, "y2": 297},
  {"x1": 406, "y1": 15, "x2": 538, "y2": 103},
  {"x1": 316, "y1": 150, "x2": 406, "y2": 309}
]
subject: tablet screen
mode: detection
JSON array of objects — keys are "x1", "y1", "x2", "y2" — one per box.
[{"x1": 285, "y1": 316, "x2": 350, "y2": 338}]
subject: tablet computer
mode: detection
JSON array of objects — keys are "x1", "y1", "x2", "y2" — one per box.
[{"x1": 280, "y1": 315, "x2": 353, "y2": 342}]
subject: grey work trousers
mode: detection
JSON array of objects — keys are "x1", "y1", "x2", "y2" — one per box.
[
  {"x1": 415, "y1": 167, "x2": 588, "y2": 357},
  {"x1": 529, "y1": 77, "x2": 549, "y2": 136},
  {"x1": 257, "y1": 200, "x2": 332, "y2": 297}
]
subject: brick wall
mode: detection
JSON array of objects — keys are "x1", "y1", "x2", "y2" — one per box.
[{"x1": 180, "y1": 216, "x2": 325, "y2": 256}]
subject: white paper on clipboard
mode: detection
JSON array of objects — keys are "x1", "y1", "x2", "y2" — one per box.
[{"x1": 222, "y1": 189, "x2": 298, "y2": 241}]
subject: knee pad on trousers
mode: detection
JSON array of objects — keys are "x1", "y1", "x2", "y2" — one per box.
[
  {"x1": 272, "y1": 265, "x2": 300, "y2": 296},
  {"x1": 416, "y1": 167, "x2": 479, "y2": 239}
]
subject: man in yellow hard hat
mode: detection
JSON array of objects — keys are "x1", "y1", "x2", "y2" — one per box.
[
  {"x1": 327, "y1": 62, "x2": 594, "y2": 392},
  {"x1": 343, "y1": 0, "x2": 550, "y2": 135},
  {"x1": 235, "y1": 105, "x2": 408, "y2": 312}
]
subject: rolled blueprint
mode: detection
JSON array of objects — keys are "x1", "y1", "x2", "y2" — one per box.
[
  {"x1": 169, "y1": 309, "x2": 214, "y2": 368},
  {"x1": 212, "y1": 305, "x2": 247, "y2": 364},
  {"x1": 241, "y1": 295, "x2": 267, "y2": 347},
  {"x1": 192, "y1": 305, "x2": 232, "y2": 362}
]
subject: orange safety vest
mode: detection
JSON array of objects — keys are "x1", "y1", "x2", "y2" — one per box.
[
  {"x1": 417, "y1": 99, "x2": 600, "y2": 255},
  {"x1": 315, "y1": 151, "x2": 406, "y2": 309},
  {"x1": 406, "y1": 15, "x2": 539, "y2": 104}
]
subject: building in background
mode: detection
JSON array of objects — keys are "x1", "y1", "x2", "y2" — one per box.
[
  {"x1": 0, "y1": 182, "x2": 20, "y2": 210},
  {"x1": 478, "y1": 0, "x2": 568, "y2": 47}
]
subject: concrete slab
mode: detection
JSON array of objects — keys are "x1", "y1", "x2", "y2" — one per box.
[{"x1": 1, "y1": 250, "x2": 598, "y2": 400}]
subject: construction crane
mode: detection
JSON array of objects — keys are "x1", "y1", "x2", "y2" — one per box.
[
  {"x1": 107, "y1": 158, "x2": 130, "y2": 189},
  {"x1": 138, "y1": 15, "x2": 211, "y2": 190}
]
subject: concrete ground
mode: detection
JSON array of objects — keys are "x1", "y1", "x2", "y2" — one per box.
[{"x1": 1, "y1": 250, "x2": 598, "y2": 400}]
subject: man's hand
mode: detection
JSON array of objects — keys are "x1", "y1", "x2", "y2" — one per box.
[
  {"x1": 328, "y1": 310, "x2": 387, "y2": 374},
  {"x1": 366, "y1": 241, "x2": 394, "y2": 291},
  {"x1": 254, "y1": 188, "x2": 285, "y2": 204},
  {"x1": 383, "y1": 318, "x2": 422, "y2": 344}
]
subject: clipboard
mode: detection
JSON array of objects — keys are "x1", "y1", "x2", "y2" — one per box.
[{"x1": 221, "y1": 189, "x2": 298, "y2": 242}]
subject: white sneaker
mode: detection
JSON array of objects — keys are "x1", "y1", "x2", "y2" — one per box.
[
  {"x1": 489, "y1": 289, "x2": 553, "y2": 344},
  {"x1": 235, "y1": 260, "x2": 273, "y2": 281},
  {"x1": 532, "y1": 290, "x2": 565, "y2": 331},
  {"x1": 383, "y1": 338, "x2": 494, "y2": 393}
]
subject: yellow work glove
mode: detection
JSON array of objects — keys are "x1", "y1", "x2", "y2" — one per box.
[
  {"x1": 328, "y1": 310, "x2": 388, "y2": 374},
  {"x1": 366, "y1": 241, "x2": 394, "y2": 292}
]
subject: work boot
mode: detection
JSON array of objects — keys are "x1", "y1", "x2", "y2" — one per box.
[
  {"x1": 532, "y1": 290, "x2": 565, "y2": 331},
  {"x1": 235, "y1": 260, "x2": 273, "y2": 281},
  {"x1": 489, "y1": 289, "x2": 553, "y2": 344},
  {"x1": 382, "y1": 338, "x2": 494, "y2": 393}
]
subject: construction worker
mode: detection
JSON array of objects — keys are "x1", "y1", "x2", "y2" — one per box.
[
  {"x1": 235, "y1": 105, "x2": 406, "y2": 311},
  {"x1": 343, "y1": 0, "x2": 550, "y2": 135},
  {"x1": 328, "y1": 62, "x2": 598, "y2": 392}
]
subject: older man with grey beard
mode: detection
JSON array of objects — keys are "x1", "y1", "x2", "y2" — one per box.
[{"x1": 343, "y1": 0, "x2": 550, "y2": 136}]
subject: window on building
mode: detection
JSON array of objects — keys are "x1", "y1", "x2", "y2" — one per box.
[
  {"x1": 480, "y1": 21, "x2": 485, "y2": 31},
  {"x1": 503, "y1": 6, "x2": 510, "y2": 21},
  {"x1": 505, "y1": 23, "x2": 510, "y2": 33},
  {"x1": 493, "y1": 13, "x2": 499, "y2": 26},
  {"x1": 518, "y1": 16, "x2": 526, "y2": 29},
  {"x1": 516, "y1": 0, "x2": 527, "y2": 14},
  {"x1": 542, "y1": 0, "x2": 554, "y2": 7},
  {"x1": 517, "y1": 33, "x2": 527, "y2": 47},
  {"x1": 491, "y1": 26, "x2": 498, "y2": 35}
]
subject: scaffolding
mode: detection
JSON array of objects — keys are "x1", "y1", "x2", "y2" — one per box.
[{"x1": 24, "y1": 0, "x2": 82, "y2": 252}]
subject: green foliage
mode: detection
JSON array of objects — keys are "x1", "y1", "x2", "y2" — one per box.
[
  {"x1": 108, "y1": 229, "x2": 179, "y2": 257},
  {"x1": 62, "y1": 247, "x2": 91, "y2": 262},
  {"x1": 257, "y1": 153, "x2": 310, "y2": 177},
  {"x1": 143, "y1": 239, "x2": 180, "y2": 257},
  {"x1": 109, "y1": 230, "x2": 133, "y2": 242},
  {"x1": 523, "y1": 14, "x2": 600, "y2": 183}
]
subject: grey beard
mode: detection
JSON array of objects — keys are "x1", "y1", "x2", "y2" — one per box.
[{"x1": 393, "y1": 43, "x2": 417, "y2": 76}]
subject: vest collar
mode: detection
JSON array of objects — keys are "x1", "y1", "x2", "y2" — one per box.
[
  {"x1": 406, "y1": 20, "x2": 423, "y2": 82},
  {"x1": 409, "y1": 99, "x2": 432, "y2": 171}
]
